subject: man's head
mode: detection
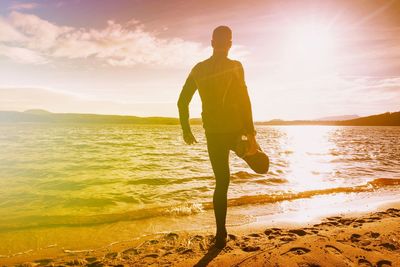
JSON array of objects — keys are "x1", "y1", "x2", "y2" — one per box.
[{"x1": 211, "y1": 26, "x2": 232, "y2": 52}]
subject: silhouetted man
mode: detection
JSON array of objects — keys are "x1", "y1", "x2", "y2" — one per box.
[{"x1": 177, "y1": 26, "x2": 257, "y2": 248}]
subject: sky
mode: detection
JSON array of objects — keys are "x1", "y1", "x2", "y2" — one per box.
[{"x1": 0, "y1": 0, "x2": 399, "y2": 120}]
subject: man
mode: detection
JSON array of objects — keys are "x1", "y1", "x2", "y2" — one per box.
[{"x1": 177, "y1": 25, "x2": 257, "y2": 248}]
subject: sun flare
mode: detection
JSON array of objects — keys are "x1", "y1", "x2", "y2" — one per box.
[{"x1": 282, "y1": 20, "x2": 338, "y2": 76}]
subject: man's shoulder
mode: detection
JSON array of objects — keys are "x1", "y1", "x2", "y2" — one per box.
[
  {"x1": 190, "y1": 58, "x2": 211, "y2": 76},
  {"x1": 229, "y1": 58, "x2": 243, "y2": 68},
  {"x1": 192, "y1": 57, "x2": 211, "y2": 68}
]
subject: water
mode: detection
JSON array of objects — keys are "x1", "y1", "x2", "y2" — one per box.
[{"x1": 0, "y1": 124, "x2": 399, "y2": 255}]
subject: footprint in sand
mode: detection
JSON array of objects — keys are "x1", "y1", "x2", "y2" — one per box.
[
  {"x1": 282, "y1": 247, "x2": 311, "y2": 255},
  {"x1": 376, "y1": 259, "x2": 392, "y2": 267},
  {"x1": 324, "y1": 245, "x2": 353, "y2": 266},
  {"x1": 380, "y1": 243, "x2": 397, "y2": 251},
  {"x1": 358, "y1": 258, "x2": 373, "y2": 267},
  {"x1": 325, "y1": 245, "x2": 342, "y2": 255}
]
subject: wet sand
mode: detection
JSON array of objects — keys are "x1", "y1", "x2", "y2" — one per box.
[{"x1": 2, "y1": 205, "x2": 400, "y2": 267}]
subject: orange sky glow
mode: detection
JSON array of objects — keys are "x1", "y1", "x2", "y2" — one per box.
[{"x1": 0, "y1": 0, "x2": 399, "y2": 120}]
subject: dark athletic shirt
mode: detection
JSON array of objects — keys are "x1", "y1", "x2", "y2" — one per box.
[{"x1": 177, "y1": 55, "x2": 255, "y2": 135}]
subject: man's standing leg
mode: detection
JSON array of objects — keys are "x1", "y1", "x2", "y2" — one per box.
[{"x1": 206, "y1": 133, "x2": 230, "y2": 246}]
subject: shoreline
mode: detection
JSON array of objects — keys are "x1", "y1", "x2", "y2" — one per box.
[{"x1": 2, "y1": 202, "x2": 399, "y2": 266}]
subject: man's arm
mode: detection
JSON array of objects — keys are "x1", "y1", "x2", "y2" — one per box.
[
  {"x1": 237, "y1": 62, "x2": 256, "y2": 136},
  {"x1": 177, "y1": 72, "x2": 197, "y2": 144}
]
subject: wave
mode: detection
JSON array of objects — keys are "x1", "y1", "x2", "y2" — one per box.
[
  {"x1": 1, "y1": 178, "x2": 398, "y2": 232},
  {"x1": 125, "y1": 171, "x2": 271, "y2": 186}
]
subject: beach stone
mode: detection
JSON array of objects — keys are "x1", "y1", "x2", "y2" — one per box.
[{"x1": 289, "y1": 229, "x2": 307, "y2": 236}]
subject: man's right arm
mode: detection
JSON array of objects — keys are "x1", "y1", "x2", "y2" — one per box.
[
  {"x1": 177, "y1": 71, "x2": 197, "y2": 140},
  {"x1": 236, "y1": 62, "x2": 256, "y2": 136}
]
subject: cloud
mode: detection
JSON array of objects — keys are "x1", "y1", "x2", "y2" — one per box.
[
  {"x1": 0, "y1": 44, "x2": 47, "y2": 64},
  {"x1": 8, "y1": 2, "x2": 39, "y2": 11},
  {"x1": 0, "y1": 16, "x2": 26, "y2": 42},
  {"x1": 0, "y1": 12, "x2": 228, "y2": 68}
]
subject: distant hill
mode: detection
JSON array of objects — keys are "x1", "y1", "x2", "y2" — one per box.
[
  {"x1": 256, "y1": 112, "x2": 400, "y2": 126},
  {"x1": 0, "y1": 110, "x2": 201, "y2": 125},
  {"x1": 24, "y1": 109, "x2": 52, "y2": 115},
  {"x1": 315, "y1": 114, "x2": 359, "y2": 121},
  {"x1": 0, "y1": 110, "x2": 399, "y2": 126},
  {"x1": 338, "y1": 112, "x2": 400, "y2": 126}
]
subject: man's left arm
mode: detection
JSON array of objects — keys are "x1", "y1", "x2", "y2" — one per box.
[{"x1": 177, "y1": 71, "x2": 198, "y2": 145}]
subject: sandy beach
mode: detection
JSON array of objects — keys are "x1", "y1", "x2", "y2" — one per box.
[{"x1": 2, "y1": 204, "x2": 399, "y2": 267}]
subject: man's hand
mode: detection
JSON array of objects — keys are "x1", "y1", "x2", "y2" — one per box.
[
  {"x1": 183, "y1": 130, "x2": 197, "y2": 145},
  {"x1": 245, "y1": 133, "x2": 258, "y2": 156}
]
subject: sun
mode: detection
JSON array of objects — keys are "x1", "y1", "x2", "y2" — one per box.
[{"x1": 281, "y1": 20, "x2": 338, "y2": 76}]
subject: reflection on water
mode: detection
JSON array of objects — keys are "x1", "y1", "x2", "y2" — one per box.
[{"x1": 0, "y1": 124, "x2": 399, "y2": 254}]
